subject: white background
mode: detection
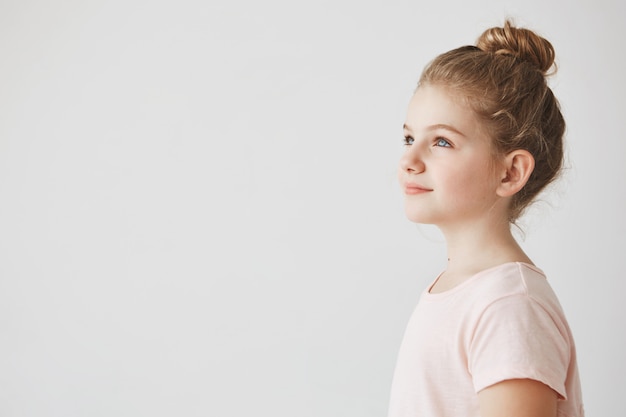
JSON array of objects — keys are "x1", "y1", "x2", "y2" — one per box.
[{"x1": 0, "y1": 0, "x2": 623, "y2": 416}]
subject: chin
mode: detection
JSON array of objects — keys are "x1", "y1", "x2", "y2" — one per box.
[{"x1": 404, "y1": 209, "x2": 434, "y2": 225}]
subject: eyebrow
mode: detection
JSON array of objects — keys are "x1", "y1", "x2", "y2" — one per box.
[{"x1": 403, "y1": 123, "x2": 467, "y2": 138}]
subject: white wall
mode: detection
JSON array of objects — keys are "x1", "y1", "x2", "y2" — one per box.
[{"x1": 0, "y1": 0, "x2": 622, "y2": 415}]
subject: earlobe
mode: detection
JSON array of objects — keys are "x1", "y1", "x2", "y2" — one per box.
[{"x1": 496, "y1": 150, "x2": 535, "y2": 197}]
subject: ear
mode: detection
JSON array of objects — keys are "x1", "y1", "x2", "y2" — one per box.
[{"x1": 496, "y1": 150, "x2": 535, "y2": 197}]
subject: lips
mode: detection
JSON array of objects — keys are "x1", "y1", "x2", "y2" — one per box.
[{"x1": 404, "y1": 183, "x2": 433, "y2": 195}]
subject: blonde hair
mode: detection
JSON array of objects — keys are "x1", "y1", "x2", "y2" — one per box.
[{"x1": 419, "y1": 20, "x2": 565, "y2": 222}]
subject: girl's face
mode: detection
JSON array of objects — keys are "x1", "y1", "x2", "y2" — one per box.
[{"x1": 398, "y1": 84, "x2": 505, "y2": 227}]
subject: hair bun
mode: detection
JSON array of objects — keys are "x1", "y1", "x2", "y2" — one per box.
[{"x1": 476, "y1": 20, "x2": 556, "y2": 75}]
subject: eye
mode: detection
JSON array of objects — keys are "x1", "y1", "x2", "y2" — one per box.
[
  {"x1": 403, "y1": 136, "x2": 414, "y2": 146},
  {"x1": 434, "y1": 137, "x2": 452, "y2": 148}
]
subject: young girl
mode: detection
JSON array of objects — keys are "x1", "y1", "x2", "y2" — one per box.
[{"x1": 388, "y1": 21, "x2": 584, "y2": 417}]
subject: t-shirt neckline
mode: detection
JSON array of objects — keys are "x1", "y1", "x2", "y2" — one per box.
[{"x1": 425, "y1": 261, "x2": 545, "y2": 298}]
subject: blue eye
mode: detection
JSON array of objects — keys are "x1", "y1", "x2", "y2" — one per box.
[
  {"x1": 435, "y1": 138, "x2": 451, "y2": 147},
  {"x1": 403, "y1": 136, "x2": 414, "y2": 146}
]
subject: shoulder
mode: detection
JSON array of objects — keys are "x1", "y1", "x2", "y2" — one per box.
[
  {"x1": 444, "y1": 262, "x2": 571, "y2": 348},
  {"x1": 471, "y1": 262, "x2": 558, "y2": 304},
  {"x1": 467, "y1": 262, "x2": 566, "y2": 323},
  {"x1": 467, "y1": 264, "x2": 574, "y2": 400},
  {"x1": 418, "y1": 262, "x2": 569, "y2": 337}
]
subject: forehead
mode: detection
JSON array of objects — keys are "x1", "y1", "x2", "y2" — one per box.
[{"x1": 405, "y1": 84, "x2": 482, "y2": 136}]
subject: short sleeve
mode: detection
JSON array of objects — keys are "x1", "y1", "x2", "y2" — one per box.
[{"x1": 468, "y1": 294, "x2": 571, "y2": 398}]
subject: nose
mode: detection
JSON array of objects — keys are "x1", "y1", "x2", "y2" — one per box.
[{"x1": 399, "y1": 145, "x2": 425, "y2": 174}]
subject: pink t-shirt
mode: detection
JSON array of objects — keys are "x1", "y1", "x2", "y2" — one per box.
[{"x1": 387, "y1": 262, "x2": 584, "y2": 417}]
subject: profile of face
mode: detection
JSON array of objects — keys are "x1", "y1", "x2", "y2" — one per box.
[{"x1": 398, "y1": 84, "x2": 505, "y2": 227}]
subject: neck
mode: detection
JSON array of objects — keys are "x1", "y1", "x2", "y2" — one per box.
[{"x1": 436, "y1": 217, "x2": 532, "y2": 287}]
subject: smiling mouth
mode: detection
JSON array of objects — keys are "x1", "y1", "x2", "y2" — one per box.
[{"x1": 404, "y1": 185, "x2": 433, "y2": 195}]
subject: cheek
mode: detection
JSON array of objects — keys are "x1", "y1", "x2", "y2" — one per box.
[
  {"x1": 450, "y1": 167, "x2": 500, "y2": 201},
  {"x1": 440, "y1": 160, "x2": 496, "y2": 190}
]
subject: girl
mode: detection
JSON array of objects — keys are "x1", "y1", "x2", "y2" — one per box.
[{"x1": 388, "y1": 21, "x2": 584, "y2": 417}]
